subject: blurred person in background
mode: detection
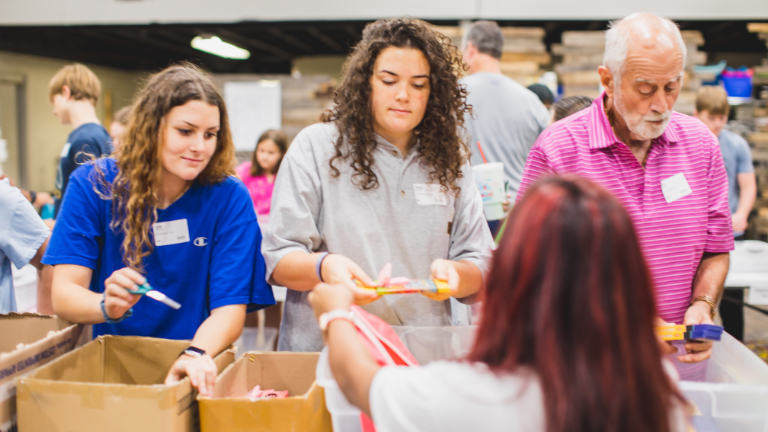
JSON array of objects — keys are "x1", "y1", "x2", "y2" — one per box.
[
  {"x1": 527, "y1": 83, "x2": 554, "y2": 109},
  {"x1": 551, "y1": 95, "x2": 593, "y2": 124},
  {"x1": 236, "y1": 129, "x2": 287, "y2": 227},
  {"x1": 694, "y1": 86, "x2": 755, "y2": 239},
  {"x1": 109, "y1": 106, "x2": 132, "y2": 150},
  {"x1": 49, "y1": 63, "x2": 112, "y2": 218},
  {"x1": 518, "y1": 13, "x2": 733, "y2": 373},
  {"x1": 309, "y1": 176, "x2": 688, "y2": 432},
  {"x1": 461, "y1": 21, "x2": 550, "y2": 221},
  {"x1": 0, "y1": 175, "x2": 51, "y2": 314},
  {"x1": 694, "y1": 85, "x2": 756, "y2": 342}
]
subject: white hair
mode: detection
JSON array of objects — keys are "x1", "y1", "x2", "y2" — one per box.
[{"x1": 603, "y1": 13, "x2": 687, "y2": 79}]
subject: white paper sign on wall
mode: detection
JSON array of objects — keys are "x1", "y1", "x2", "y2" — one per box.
[{"x1": 224, "y1": 81, "x2": 282, "y2": 152}]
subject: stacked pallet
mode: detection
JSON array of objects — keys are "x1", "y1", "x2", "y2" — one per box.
[
  {"x1": 552, "y1": 30, "x2": 707, "y2": 113},
  {"x1": 675, "y1": 30, "x2": 708, "y2": 115},
  {"x1": 552, "y1": 31, "x2": 605, "y2": 99},
  {"x1": 750, "y1": 106, "x2": 768, "y2": 219},
  {"x1": 436, "y1": 26, "x2": 550, "y2": 85},
  {"x1": 747, "y1": 23, "x2": 768, "y2": 93}
]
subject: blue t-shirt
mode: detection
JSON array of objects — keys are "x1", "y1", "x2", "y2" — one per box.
[
  {"x1": 43, "y1": 158, "x2": 275, "y2": 340},
  {"x1": 54, "y1": 123, "x2": 112, "y2": 218},
  {"x1": 718, "y1": 129, "x2": 754, "y2": 235}
]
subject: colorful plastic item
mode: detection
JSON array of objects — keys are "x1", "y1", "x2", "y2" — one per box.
[
  {"x1": 245, "y1": 385, "x2": 289, "y2": 401},
  {"x1": 126, "y1": 283, "x2": 181, "y2": 310},
  {"x1": 656, "y1": 324, "x2": 723, "y2": 342},
  {"x1": 355, "y1": 263, "x2": 451, "y2": 295}
]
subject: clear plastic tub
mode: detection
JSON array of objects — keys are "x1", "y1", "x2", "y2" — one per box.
[
  {"x1": 679, "y1": 332, "x2": 768, "y2": 432},
  {"x1": 392, "y1": 325, "x2": 477, "y2": 364},
  {"x1": 321, "y1": 326, "x2": 768, "y2": 431},
  {"x1": 316, "y1": 347, "x2": 363, "y2": 432}
]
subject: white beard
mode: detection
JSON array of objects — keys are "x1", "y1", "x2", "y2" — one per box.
[{"x1": 613, "y1": 90, "x2": 671, "y2": 141}]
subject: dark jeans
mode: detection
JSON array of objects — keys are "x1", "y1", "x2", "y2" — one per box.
[
  {"x1": 487, "y1": 219, "x2": 503, "y2": 238},
  {"x1": 721, "y1": 234, "x2": 745, "y2": 341}
]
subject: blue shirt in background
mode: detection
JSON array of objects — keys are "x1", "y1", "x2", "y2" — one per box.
[
  {"x1": 43, "y1": 158, "x2": 275, "y2": 340},
  {"x1": 54, "y1": 122, "x2": 112, "y2": 218},
  {"x1": 718, "y1": 129, "x2": 754, "y2": 236},
  {"x1": 0, "y1": 178, "x2": 50, "y2": 313}
]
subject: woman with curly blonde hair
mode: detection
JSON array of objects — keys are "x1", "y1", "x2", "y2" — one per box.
[
  {"x1": 263, "y1": 18, "x2": 494, "y2": 352},
  {"x1": 43, "y1": 64, "x2": 274, "y2": 395}
]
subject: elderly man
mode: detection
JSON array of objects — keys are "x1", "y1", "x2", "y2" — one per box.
[
  {"x1": 461, "y1": 21, "x2": 550, "y2": 225},
  {"x1": 518, "y1": 13, "x2": 733, "y2": 366}
]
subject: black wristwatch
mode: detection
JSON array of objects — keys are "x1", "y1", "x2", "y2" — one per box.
[
  {"x1": 180, "y1": 346, "x2": 206, "y2": 358},
  {"x1": 28, "y1": 190, "x2": 36, "y2": 204}
]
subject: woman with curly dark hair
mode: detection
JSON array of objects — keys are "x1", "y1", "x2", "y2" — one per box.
[{"x1": 263, "y1": 17, "x2": 494, "y2": 352}]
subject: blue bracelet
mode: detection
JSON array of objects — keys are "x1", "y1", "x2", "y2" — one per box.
[
  {"x1": 316, "y1": 252, "x2": 330, "y2": 282},
  {"x1": 101, "y1": 293, "x2": 133, "y2": 324}
]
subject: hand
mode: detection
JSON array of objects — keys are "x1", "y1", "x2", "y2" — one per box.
[
  {"x1": 34, "y1": 192, "x2": 54, "y2": 208},
  {"x1": 502, "y1": 192, "x2": 512, "y2": 213},
  {"x1": 424, "y1": 259, "x2": 460, "y2": 302},
  {"x1": 102, "y1": 268, "x2": 145, "y2": 320},
  {"x1": 654, "y1": 317, "x2": 679, "y2": 356},
  {"x1": 321, "y1": 254, "x2": 379, "y2": 305},
  {"x1": 679, "y1": 302, "x2": 715, "y2": 363},
  {"x1": 0, "y1": 174, "x2": 15, "y2": 187},
  {"x1": 732, "y1": 213, "x2": 748, "y2": 233},
  {"x1": 165, "y1": 353, "x2": 218, "y2": 397},
  {"x1": 309, "y1": 283, "x2": 354, "y2": 319}
]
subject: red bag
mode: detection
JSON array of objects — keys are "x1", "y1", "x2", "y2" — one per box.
[{"x1": 350, "y1": 305, "x2": 419, "y2": 431}]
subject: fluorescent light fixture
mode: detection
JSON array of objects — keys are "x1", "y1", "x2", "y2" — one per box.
[{"x1": 191, "y1": 36, "x2": 250, "y2": 60}]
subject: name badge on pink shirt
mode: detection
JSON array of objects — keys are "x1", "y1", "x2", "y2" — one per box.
[{"x1": 661, "y1": 173, "x2": 693, "y2": 204}]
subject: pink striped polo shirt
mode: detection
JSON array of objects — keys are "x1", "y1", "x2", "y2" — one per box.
[{"x1": 518, "y1": 93, "x2": 734, "y2": 324}]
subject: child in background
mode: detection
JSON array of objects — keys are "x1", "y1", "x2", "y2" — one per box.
[
  {"x1": 550, "y1": 95, "x2": 593, "y2": 124},
  {"x1": 109, "y1": 106, "x2": 131, "y2": 150},
  {"x1": 49, "y1": 63, "x2": 112, "y2": 218},
  {"x1": 236, "y1": 129, "x2": 287, "y2": 226}
]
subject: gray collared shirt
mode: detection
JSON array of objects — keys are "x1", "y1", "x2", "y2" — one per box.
[{"x1": 262, "y1": 123, "x2": 494, "y2": 352}]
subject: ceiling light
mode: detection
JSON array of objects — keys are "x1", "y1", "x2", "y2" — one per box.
[{"x1": 191, "y1": 36, "x2": 250, "y2": 60}]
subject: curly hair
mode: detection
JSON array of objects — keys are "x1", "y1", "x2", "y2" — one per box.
[
  {"x1": 320, "y1": 17, "x2": 471, "y2": 193},
  {"x1": 99, "y1": 63, "x2": 235, "y2": 272}
]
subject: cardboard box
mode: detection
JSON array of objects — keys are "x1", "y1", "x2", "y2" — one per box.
[
  {"x1": 17, "y1": 336, "x2": 235, "y2": 432},
  {"x1": 0, "y1": 313, "x2": 87, "y2": 432},
  {"x1": 199, "y1": 352, "x2": 332, "y2": 432}
]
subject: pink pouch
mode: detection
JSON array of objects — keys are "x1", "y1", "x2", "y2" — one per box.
[{"x1": 350, "y1": 305, "x2": 419, "y2": 432}]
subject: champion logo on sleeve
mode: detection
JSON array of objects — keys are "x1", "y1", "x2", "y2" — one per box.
[{"x1": 193, "y1": 237, "x2": 208, "y2": 247}]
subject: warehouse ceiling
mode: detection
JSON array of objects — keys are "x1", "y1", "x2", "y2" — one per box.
[{"x1": 0, "y1": 20, "x2": 764, "y2": 74}]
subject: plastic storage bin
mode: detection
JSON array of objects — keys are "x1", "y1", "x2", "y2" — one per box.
[
  {"x1": 721, "y1": 69, "x2": 753, "y2": 99},
  {"x1": 316, "y1": 347, "x2": 364, "y2": 432},
  {"x1": 315, "y1": 326, "x2": 478, "y2": 432},
  {"x1": 679, "y1": 332, "x2": 768, "y2": 432},
  {"x1": 392, "y1": 325, "x2": 477, "y2": 364},
  {"x1": 321, "y1": 326, "x2": 768, "y2": 431}
]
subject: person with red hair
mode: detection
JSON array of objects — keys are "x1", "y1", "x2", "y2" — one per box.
[{"x1": 309, "y1": 175, "x2": 688, "y2": 432}]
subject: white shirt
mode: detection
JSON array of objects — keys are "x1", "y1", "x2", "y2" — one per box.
[{"x1": 370, "y1": 361, "x2": 688, "y2": 432}]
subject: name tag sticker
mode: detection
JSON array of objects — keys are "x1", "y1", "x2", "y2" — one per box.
[
  {"x1": 413, "y1": 184, "x2": 448, "y2": 206},
  {"x1": 153, "y1": 219, "x2": 190, "y2": 247},
  {"x1": 661, "y1": 173, "x2": 692, "y2": 204},
  {"x1": 59, "y1": 143, "x2": 71, "y2": 158}
]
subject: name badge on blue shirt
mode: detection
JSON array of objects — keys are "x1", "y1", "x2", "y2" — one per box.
[{"x1": 153, "y1": 219, "x2": 190, "y2": 246}]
